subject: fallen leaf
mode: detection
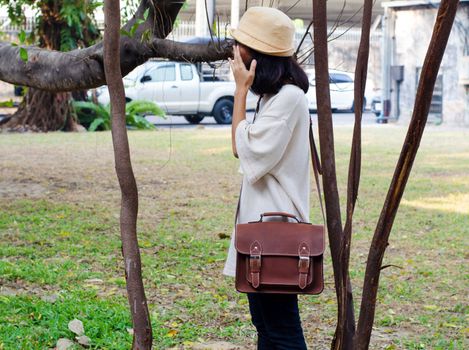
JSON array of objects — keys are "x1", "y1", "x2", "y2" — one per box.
[
  {"x1": 56, "y1": 338, "x2": 74, "y2": 350},
  {"x1": 68, "y1": 319, "x2": 85, "y2": 336},
  {"x1": 166, "y1": 329, "x2": 178, "y2": 337},
  {"x1": 76, "y1": 335, "x2": 91, "y2": 347}
]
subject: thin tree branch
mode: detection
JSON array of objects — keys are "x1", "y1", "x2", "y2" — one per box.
[
  {"x1": 295, "y1": 19, "x2": 314, "y2": 58},
  {"x1": 380, "y1": 264, "x2": 403, "y2": 270}
]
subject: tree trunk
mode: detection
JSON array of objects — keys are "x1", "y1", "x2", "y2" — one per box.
[
  {"x1": 1, "y1": 88, "x2": 78, "y2": 131},
  {"x1": 103, "y1": 0, "x2": 152, "y2": 348},
  {"x1": 311, "y1": 0, "x2": 356, "y2": 348}
]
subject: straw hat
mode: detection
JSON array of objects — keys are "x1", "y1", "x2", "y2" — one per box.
[{"x1": 230, "y1": 7, "x2": 295, "y2": 57}]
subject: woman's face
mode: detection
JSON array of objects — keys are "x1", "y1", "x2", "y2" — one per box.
[{"x1": 235, "y1": 42, "x2": 253, "y2": 69}]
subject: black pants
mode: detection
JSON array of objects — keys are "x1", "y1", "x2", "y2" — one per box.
[{"x1": 247, "y1": 293, "x2": 308, "y2": 350}]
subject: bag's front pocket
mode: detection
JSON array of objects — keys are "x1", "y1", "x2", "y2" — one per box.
[{"x1": 245, "y1": 255, "x2": 313, "y2": 287}]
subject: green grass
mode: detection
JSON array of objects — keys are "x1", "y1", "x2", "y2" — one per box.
[
  {"x1": 0, "y1": 290, "x2": 131, "y2": 349},
  {"x1": 0, "y1": 124, "x2": 468, "y2": 349}
]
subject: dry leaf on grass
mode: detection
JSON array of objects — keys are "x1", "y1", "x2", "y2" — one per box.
[
  {"x1": 56, "y1": 338, "x2": 74, "y2": 350},
  {"x1": 76, "y1": 335, "x2": 91, "y2": 347},
  {"x1": 68, "y1": 319, "x2": 85, "y2": 336}
]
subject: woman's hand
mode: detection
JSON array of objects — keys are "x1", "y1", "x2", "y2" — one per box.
[{"x1": 228, "y1": 45, "x2": 257, "y2": 94}]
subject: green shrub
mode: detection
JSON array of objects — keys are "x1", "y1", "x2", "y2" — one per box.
[{"x1": 72, "y1": 100, "x2": 165, "y2": 131}]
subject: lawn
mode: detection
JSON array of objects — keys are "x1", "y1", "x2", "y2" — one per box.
[{"x1": 0, "y1": 123, "x2": 468, "y2": 349}]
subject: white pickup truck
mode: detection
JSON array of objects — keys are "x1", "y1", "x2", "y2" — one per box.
[{"x1": 94, "y1": 60, "x2": 257, "y2": 124}]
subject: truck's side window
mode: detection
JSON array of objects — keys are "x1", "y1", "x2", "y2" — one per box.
[
  {"x1": 180, "y1": 64, "x2": 193, "y2": 81},
  {"x1": 150, "y1": 65, "x2": 176, "y2": 82},
  {"x1": 329, "y1": 73, "x2": 353, "y2": 84}
]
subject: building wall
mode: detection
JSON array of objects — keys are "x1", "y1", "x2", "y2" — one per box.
[{"x1": 393, "y1": 4, "x2": 469, "y2": 125}]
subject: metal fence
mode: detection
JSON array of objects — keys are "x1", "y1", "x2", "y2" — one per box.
[{"x1": 0, "y1": 16, "x2": 35, "y2": 33}]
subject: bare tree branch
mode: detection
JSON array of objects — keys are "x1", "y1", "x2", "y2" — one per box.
[
  {"x1": 295, "y1": 19, "x2": 314, "y2": 58},
  {"x1": 328, "y1": 0, "x2": 349, "y2": 39}
]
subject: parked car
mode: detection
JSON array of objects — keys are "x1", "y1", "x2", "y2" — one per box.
[
  {"x1": 93, "y1": 60, "x2": 257, "y2": 124},
  {"x1": 370, "y1": 89, "x2": 382, "y2": 116},
  {"x1": 305, "y1": 69, "x2": 373, "y2": 112}
]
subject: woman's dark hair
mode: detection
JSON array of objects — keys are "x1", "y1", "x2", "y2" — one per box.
[{"x1": 245, "y1": 46, "x2": 309, "y2": 96}]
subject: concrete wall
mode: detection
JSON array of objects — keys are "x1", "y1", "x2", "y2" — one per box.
[{"x1": 392, "y1": 4, "x2": 469, "y2": 126}]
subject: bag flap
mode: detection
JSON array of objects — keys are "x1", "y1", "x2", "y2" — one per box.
[{"x1": 235, "y1": 221, "x2": 325, "y2": 256}]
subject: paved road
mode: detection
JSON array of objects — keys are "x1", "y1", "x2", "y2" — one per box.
[
  {"x1": 147, "y1": 111, "x2": 379, "y2": 129},
  {"x1": 0, "y1": 111, "x2": 379, "y2": 128}
]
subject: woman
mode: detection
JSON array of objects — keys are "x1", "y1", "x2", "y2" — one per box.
[{"x1": 222, "y1": 6, "x2": 311, "y2": 350}]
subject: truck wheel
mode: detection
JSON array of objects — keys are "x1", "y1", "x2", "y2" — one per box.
[
  {"x1": 213, "y1": 99, "x2": 233, "y2": 124},
  {"x1": 184, "y1": 115, "x2": 204, "y2": 124}
]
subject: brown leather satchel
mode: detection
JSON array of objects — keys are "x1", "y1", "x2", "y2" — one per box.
[{"x1": 234, "y1": 119, "x2": 325, "y2": 294}]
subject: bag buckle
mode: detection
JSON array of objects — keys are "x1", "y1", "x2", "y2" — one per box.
[
  {"x1": 298, "y1": 256, "x2": 310, "y2": 270},
  {"x1": 249, "y1": 241, "x2": 262, "y2": 288},
  {"x1": 298, "y1": 243, "x2": 311, "y2": 289},
  {"x1": 249, "y1": 254, "x2": 262, "y2": 269}
]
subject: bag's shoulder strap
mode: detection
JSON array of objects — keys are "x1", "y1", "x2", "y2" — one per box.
[{"x1": 309, "y1": 118, "x2": 326, "y2": 226}]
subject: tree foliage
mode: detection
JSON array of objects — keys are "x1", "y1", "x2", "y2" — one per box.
[
  {"x1": 72, "y1": 99, "x2": 164, "y2": 131},
  {"x1": 1, "y1": 0, "x2": 100, "y2": 50}
]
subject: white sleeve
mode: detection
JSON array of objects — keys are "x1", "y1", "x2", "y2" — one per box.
[{"x1": 235, "y1": 91, "x2": 303, "y2": 184}]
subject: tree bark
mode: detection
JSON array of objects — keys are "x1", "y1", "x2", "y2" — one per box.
[
  {"x1": 103, "y1": 0, "x2": 152, "y2": 348},
  {"x1": 353, "y1": 0, "x2": 460, "y2": 348},
  {"x1": 1, "y1": 89, "x2": 77, "y2": 131},
  {"x1": 311, "y1": 0, "x2": 356, "y2": 348}
]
